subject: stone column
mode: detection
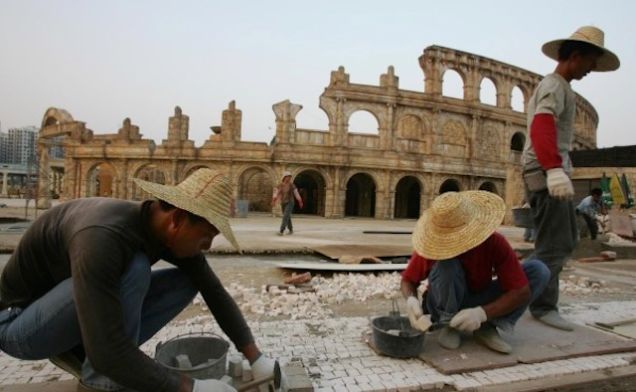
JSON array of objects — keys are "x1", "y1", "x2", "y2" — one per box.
[
  {"x1": 1, "y1": 171, "x2": 8, "y2": 197},
  {"x1": 36, "y1": 142, "x2": 51, "y2": 209}
]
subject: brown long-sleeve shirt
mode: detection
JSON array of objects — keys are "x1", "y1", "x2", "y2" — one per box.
[{"x1": 0, "y1": 198, "x2": 253, "y2": 392}]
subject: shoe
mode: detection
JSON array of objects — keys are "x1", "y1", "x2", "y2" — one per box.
[
  {"x1": 473, "y1": 323, "x2": 512, "y2": 354},
  {"x1": 536, "y1": 310, "x2": 575, "y2": 331},
  {"x1": 50, "y1": 350, "x2": 83, "y2": 379},
  {"x1": 277, "y1": 232, "x2": 283, "y2": 236},
  {"x1": 438, "y1": 326, "x2": 461, "y2": 350},
  {"x1": 288, "y1": 230, "x2": 293, "y2": 235}
]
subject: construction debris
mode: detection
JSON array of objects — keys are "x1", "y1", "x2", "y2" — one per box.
[{"x1": 560, "y1": 275, "x2": 619, "y2": 295}]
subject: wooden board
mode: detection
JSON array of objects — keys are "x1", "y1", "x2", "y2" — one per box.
[
  {"x1": 276, "y1": 261, "x2": 406, "y2": 272},
  {"x1": 310, "y1": 244, "x2": 412, "y2": 260},
  {"x1": 417, "y1": 313, "x2": 636, "y2": 374}
]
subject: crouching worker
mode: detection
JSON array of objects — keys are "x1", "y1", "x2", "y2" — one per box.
[
  {"x1": 0, "y1": 168, "x2": 284, "y2": 392},
  {"x1": 401, "y1": 191, "x2": 550, "y2": 354}
]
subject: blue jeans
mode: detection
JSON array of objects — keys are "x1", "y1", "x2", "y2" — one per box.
[
  {"x1": 0, "y1": 253, "x2": 197, "y2": 391},
  {"x1": 425, "y1": 258, "x2": 550, "y2": 332}
]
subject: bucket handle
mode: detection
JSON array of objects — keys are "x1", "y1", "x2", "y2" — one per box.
[{"x1": 155, "y1": 331, "x2": 226, "y2": 356}]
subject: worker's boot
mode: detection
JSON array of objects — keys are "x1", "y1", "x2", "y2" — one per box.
[
  {"x1": 473, "y1": 323, "x2": 512, "y2": 354},
  {"x1": 536, "y1": 310, "x2": 575, "y2": 331},
  {"x1": 437, "y1": 326, "x2": 461, "y2": 350}
]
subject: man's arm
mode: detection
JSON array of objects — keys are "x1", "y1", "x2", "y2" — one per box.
[
  {"x1": 400, "y1": 279, "x2": 418, "y2": 299},
  {"x1": 292, "y1": 188, "x2": 304, "y2": 209},
  {"x1": 482, "y1": 285, "x2": 530, "y2": 320}
]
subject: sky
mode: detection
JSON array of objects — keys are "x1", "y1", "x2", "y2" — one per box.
[{"x1": 1, "y1": 0, "x2": 634, "y2": 148}]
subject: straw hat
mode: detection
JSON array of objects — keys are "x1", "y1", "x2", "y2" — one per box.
[
  {"x1": 412, "y1": 191, "x2": 505, "y2": 260},
  {"x1": 134, "y1": 168, "x2": 240, "y2": 252},
  {"x1": 542, "y1": 26, "x2": 620, "y2": 72}
]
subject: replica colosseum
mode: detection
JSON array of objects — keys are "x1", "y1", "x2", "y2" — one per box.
[{"x1": 36, "y1": 45, "x2": 598, "y2": 223}]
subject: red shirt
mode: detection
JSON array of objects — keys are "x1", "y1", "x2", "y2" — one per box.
[{"x1": 401, "y1": 232, "x2": 528, "y2": 292}]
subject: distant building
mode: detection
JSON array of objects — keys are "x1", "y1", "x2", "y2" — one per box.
[{"x1": 0, "y1": 126, "x2": 38, "y2": 165}]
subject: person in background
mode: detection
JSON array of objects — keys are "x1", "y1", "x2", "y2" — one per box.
[
  {"x1": 272, "y1": 171, "x2": 304, "y2": 236},
  {"x1": 576, "y1": 188, "x2": 606, "y2": 240}
]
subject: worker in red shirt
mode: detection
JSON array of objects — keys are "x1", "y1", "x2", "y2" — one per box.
[{"x1": 401, "y1": 191, "x2": 549, "y2": 354}]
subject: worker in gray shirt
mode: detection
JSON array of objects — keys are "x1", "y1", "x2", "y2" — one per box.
[{"x1": 0, "y1": 169, "x2": 283, "y2": 392}]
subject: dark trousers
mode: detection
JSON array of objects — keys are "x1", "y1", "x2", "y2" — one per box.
[
  {"x1": 279, "y1": 201, "x2": 295, "y2": 233},
  {"x1": 526, "y1": 189, "x2": 578, "y2": 317}
]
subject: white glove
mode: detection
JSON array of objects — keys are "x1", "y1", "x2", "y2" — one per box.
[
  {"x1": 449, "y1": 307, "x2": 487, "y2": 332},
  {"x1": 406, "y1": 296, "x2": 423, "y2": 319},
  {"x1": 251, "y1": 355, "x2": 287, "y2": 392},
  {"x1": 193, "y1": 378, "x2": 236, "y2": 392},
  {"x1": 546, "y1": 168, "x2": 574, "y2": 200}
]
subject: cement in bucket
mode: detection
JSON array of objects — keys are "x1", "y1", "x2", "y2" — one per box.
[{"x1": 155, "y1": 333, "x2": 229, "y2": 379}]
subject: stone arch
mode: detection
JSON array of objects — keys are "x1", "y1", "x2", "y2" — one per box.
[
  {"x1": 396, "y1": 114, "x2": 422, "y2": 140},
  {"x1": 41, "y1": 108, "x2": 74, "y2": 128},
  {"x1": 345, "y1": 172, "x2": 376, "y2": 217},
  {"x1": 237, "y1": 166, "x2": 275, "y2": 213},
  {"x1": 347, "y1": 109, "x2": 380, "y2": 135},
  {"x1": 294, "y1": 169, "x2": 327, "y2": 216},
  {"x1": 510, "y1": 132, "x2": 525, "y2": 152},
  {"x1": 478, "y1": 76, "x2": 497, "y2": 106},
  {"x1": 439, "y1": 178, "x2": 461, "y2": 194},
  {"x1": 510, "y1": 85, "x2": 525, "y2": 112},
  {"x1": 394, "y1": 175, "x2": 422, "y2": 219},
  {"x1": 478, "y1": 181, "x2": 499, "y2": 194},
  {"x1": 441, "y1": 68, "x2": 465, "y2": 99},
  {"x1": 132, "y1": 164, "x2": 167, "y2": 200},
  {"x1": 86, "y1": 162, "x2": 118, "y2": 197}
]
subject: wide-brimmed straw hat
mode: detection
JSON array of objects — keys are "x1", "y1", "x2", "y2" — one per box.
[
  {"x1": 542, "y1": 26, "x2": 620, "y2": 72},
  {"x1": 134, "y1": 168, "x2": 240, "y2": 252},
  {"x1": 412, "y1": 191, "x2": 505, "y2": 260}
]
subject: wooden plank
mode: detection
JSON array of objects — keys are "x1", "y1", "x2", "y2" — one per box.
[
  {"x1": 417, "y1": 313, "x2": 636, "y2": 374},
  {"x1": 475, "y1": 364, "x2": 636, "y2": 392},
  {"x1": 310, "y1": 244, "x2": 412, "y2": 260},
  {"x1": 276, "y1": 261, "x2": 406, "y2": 272}
]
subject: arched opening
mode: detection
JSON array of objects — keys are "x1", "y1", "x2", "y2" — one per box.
[
  {"x1": 394, "y1": 176, "x2": 421, "y2": 219},
  {"x1": 511, "y1": 86, "x2": 525, "y2": 112},
  {"x1": 439, "y1": 179, "x2": 460, "y2": 194},
  {"x1": 479, "y1": 181, "x2": 498, "y2": 194},
  {"x1": 345, "y1": 173, "x2": 376, "y2": 217},
  {"x1": 86, "y1": 163, "x2": 116, "y2": 197},
  {"x1": 511, "y1": 132, "x2": 525, "y2": 152},
  {"x1": 293, "y1": 170, "x2": 326, "y2": 216},
  {"x1": 348, "y1": 110, "x2": 379, "y2": 135},
  {"x1": 132, "y1": 165, "x2": 166, "y2": 200},
  {"x1": 238, "y1": 167, "x2": 273, "y2": 213},
  {"x1": 442, "y1": 69, "x2": 464, "y2": 99},
  {"x1": 182, "y1": 165, "x2": 212, "y2": 183},
  {"x1": 479, "y1": 77, "x2": 497, "y2": 106},
  {"x1": 295, "y1": 105, "x2": 330, "y2": 132}
]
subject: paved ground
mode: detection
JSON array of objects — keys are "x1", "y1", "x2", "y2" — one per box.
[{"x1": 1, "y1": 199, "x2": 636, "y2": 391}]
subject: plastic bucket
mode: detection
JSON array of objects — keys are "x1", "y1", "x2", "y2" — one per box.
[
  {"x1": 155, "y1": 333, "x2": 229, "y2": 379},
  {"x1": 371, "y1": 315, "x2": 424, "y2": 358}
]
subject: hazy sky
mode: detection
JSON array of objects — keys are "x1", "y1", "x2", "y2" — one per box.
[{"x1": 1, "y1": 1, "x2": 634, "y2": 148}]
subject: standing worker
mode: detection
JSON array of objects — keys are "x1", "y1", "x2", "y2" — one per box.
[
  {"x1": 272, "y1": 171, "x2": 304, "y2": 236},
  {"x1": 522, "y1": 26, "x2": 619, "y2": 330},
  {"x1": 0, "y1": 169, "x2": 284, "y2": 392}
]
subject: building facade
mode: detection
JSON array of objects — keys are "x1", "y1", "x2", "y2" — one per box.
[{"x1": 36, "y1": 46, "x2": 599, "y2": 222}]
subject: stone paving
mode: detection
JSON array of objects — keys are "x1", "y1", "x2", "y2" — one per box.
[{"x1": 2, "y1": 301, "x2": 636, "y2": 390}]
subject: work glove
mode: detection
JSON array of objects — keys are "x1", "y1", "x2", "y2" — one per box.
[
  {"x1": 252, "y1": 355, "x2": 287, "y2": 392},
  {"x1": 546, "y1": 168, "x2": 574, "y2": 200},
  {"x1": 406, "y1": 296, "x2": 423, "y2": 319},
  {"x1": 449, "y1": 307, "x2": 487, "y2": 333},
  {"x1": 193, "y1": 378, "x2": 236, "y2": 392}
]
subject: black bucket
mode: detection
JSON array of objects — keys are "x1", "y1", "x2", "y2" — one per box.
[
  {"x1": 155, "y1": 333, "x2": 229, "y2": 379},
  {"x1": 371, "y1": 315, "x2": 424, "y2": 358}
]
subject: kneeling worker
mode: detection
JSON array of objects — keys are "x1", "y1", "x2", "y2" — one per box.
[{"x1": 401, "y1": 191, "x2": 550, "y2": 353}]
